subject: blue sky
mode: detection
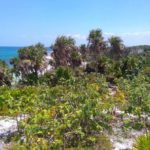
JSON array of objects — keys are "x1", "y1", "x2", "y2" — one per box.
[{"x1": 0, "y1": 0, "x2": 150, "y2": 46}]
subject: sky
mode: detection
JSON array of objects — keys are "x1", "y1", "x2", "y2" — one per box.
[{"x1": 0, "y1": 0, "x2": 150, "y2": 46}]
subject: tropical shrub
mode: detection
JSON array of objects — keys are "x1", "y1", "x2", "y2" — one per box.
[
  {"x1": 39, "y1": 66, "x2": 73, "y2": 86},
  {"x1": 116, "y1": 74, "x2": 150, "y2": 131},
  {"x1": 0, "y1": 75, "x2": 117, "y2": 149},
  {"x1": 133, "y1": 134, "x2": 150, "y2": 150},
  {"x1": 120, "y1": 55, "x2": 144, "y2": 79},
  {"x1": 0, "y1": 60, "x2": 12, "y2": 86}
]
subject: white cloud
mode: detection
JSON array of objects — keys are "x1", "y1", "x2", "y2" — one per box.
[
  {"x1": 104, "y1": 32, "x2": 114, "y2": 36},
  {"x1": 104, "y1": 31, "x2": 150, "y2": 37},
  {"x1": 72, "y1": 34, "x2": 87, "y2": 40},
  {"x1": 66, "y1": 34, "x2": 87, "y2": 40},
  {"x1": 103, "y1": 31, "x2": 150, "y2": 46}
]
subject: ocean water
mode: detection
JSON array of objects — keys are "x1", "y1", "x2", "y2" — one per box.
[
  {"x1": 0, "y1": 46, "x2": 51, "y2": 65},
  {"x1": 0, "y1": 47, "x2": 19, "y2": 64}
]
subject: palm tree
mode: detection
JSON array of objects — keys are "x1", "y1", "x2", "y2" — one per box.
[
  {"x1": 88, "y1": 29, "x2": 106, "y2": 58},
  {"x1": 10, "y1": 43, "x2": 47, "y2": 84},
  {"x1": 51, "y1": 36, "x2": 81, "y2": 68},
  {"x1": 108, "y1": 36, "x2": 124, "y2": 59}
]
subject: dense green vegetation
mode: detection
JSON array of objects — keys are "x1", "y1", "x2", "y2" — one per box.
[
  {"x1": 0, "y1": 60, "x2": 11, "y2": 86},
  {"x1": 0, "y1": 28, "x2": 150, "y2": 149}
]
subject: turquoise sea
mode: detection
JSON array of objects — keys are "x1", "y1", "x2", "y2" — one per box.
[
  {"x1": 0, "y1": 47, "x2": 19, "y2": 64},
  {"x1": 0, "y1": 46, "x2": 51, "y2": 64}
]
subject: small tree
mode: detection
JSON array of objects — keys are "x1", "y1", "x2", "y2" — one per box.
[
  {"x1": 51, "y1": 36, "x2": 81, "y2": 68},
  {"x1": 10, "y1": 43, "x2": 47, "y2": 84},
  {"x1": 108, "y1": 36, "x2": 124, "y2": 59},
  {"x1": 88, "y1": 29, "x2": 106, "y2": 59}
]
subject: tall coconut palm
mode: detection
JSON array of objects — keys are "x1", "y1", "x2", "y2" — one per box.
[
  {"x1": 108, "y1": 36, "x2": 124, "y2": 59},
  {"x1": 51, "y1": 36, "x2": 81, "y2": 68},
  {"x1": 88, "y1": 29, "x2": 106, "y2": 58}
]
